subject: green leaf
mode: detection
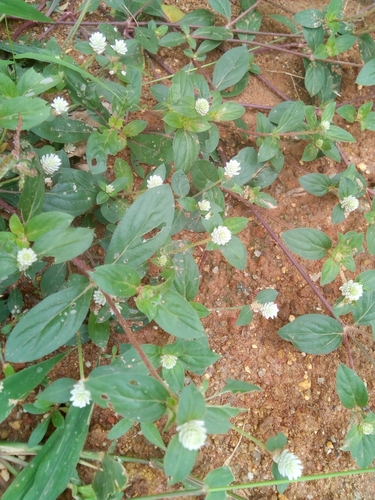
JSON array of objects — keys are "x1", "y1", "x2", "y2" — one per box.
[
  {"x1": 168, "y1": 338, "x2": 220, "y2": 375},
  {"x1": 0, "y1": 96, "x2": 50, "y2": 130},
  {"x1": 282, "y1": 228, "x2": 332, "y2": 260},
  {"x1": 171, "y1": 170, "x2": 190, "y2": 198},
  {"x1": 90, "y1": 264, "x2": 140, "y2": 298},
  {"x1": 178, "y1": 196, "x2": 197, "y2": 212},
  {"x1": 0, "y1": 0, "x2": 52, "y2": 22},
  {"x1": 356, "y1": 58, "x2": 375, "y2": 86},
  {"x1": 336, "y1": 364, "x2": 368, "y2": 409},
  {"x1": 43, "y1": 171, "x2": 98, "y2": 216},
  {"x1": 178, "y1": 384, "x2": 206, "y2": 424},
  {"x1": 266, "y1": 432, "x2": 287, "y2": 452},
  {"x1": 191, "y1": 160, "x2": 219, "y2": 190},
  {"x1": 342, "y1": 415, "x2": 375, "y2": 468},
  {"x1": 278, "y1": 314, "x2": 343, "y2": 354},
  {"x1": 154, "y1": 290, "x2": 205, "y2": 338},
  {"x1": 28, "y1": 416, "x2": 51, "y2": 448},
  {"x1": 305, "y1": 61, "x2": 325, "y2": 96},
  {"x1": 325, "y1": 124, "x2": 356, "y2": 143},
  {"x1": 294, "y1": 9, "x2": 324, "y2": 28},
  {"x1": 92, "y1": 454, "x2": 127, "y2": 498},
  {"x1": 358, "y1": 34, "x2": 375, "y2": 63},
  {"x1": 213, "y1": 101, "x2": 245, "y2": 121},
  {"x1": 320, "y1": 257, "x2": 340, "y2": 285},
  {"x1": 205, "y1": 466, "x2": 234, "y2": 500},
  {"x1": 276, "y1": 101, "x2": 305, "y2": 133},
  {"x1": 134, "y1": 27, "x2": 159, "y2": 54},
  {"x1": 162, "y1": 361, "x2": 185, "y2": 392},
  {"x1": 221, "y1": 379, "x2": 261, "y2": 395},
  {"x1": 25, "y1": 212, "x2": 73, "y2": 241},
  {"x1": 159, "y1": 32, "x2": 186, "y2": 48},
  {"x1": 164, "y1": 435, "x2": 197, "y2": 483},
  {"x1": 180, "y1": 9, "x2": 215, "y2": 26},
  {"x1": 172, "y1": 252, "x2": 199, "y2": 301},
  {"x1": 3, "y1": 404, "x2": 92, "y2": 500},
  {"x1": 255, "y1": 289, "x2": 278, "y2": 304},
  {"x1": 257, "y1": 136, "x2": 280, "y2": 162},
  {"x1": 105, "y1": 185, "x2": 174, "y2": 269},
  {"x1": 0, "y1": 353, "x2": 66, "y2": 423},
  {"x1": 5, "y1": 283, "x2": 92, "y2": 362},
  {"x1": 299, "y1": 173, "x2": 332, "y2": 196},
  {"x1": 86, "y1": 370, "x2": 169, "y2": 421},
  {"x1": 218, "y1": 234, "x2": 247, "y2": 270},
  {"x1": 31, "y1": 115, "x2": 92, "y2": 144},
  {"x1": 193, "y1": 26, "x2": 232, "y2": 41},
  {"x1": 37, "y1": 378, "x2": 75, "y2": 404},
  {"x1": 19, "y1": 172, "x2": 45, "y2": 223},
  {"x1": 353, "y1": 292, "x2": 375, "y2": 326},
  {"x1": 173, "y1": 129, "x2": 200, "y2": 173},
  {"x1": 204, "y1": 405, "x2": 243, "y2": 434},
  {"x1": 88, "y1": 313, "x2": 110, "y2": 349},
  {"x1": 213, "y1": 46, "x2": 250, "y2": 91},
  {"x1": 224, "y1": 217, "x2": 248, "y2": 234},
  {"x1": 268, "y1": 14, "x2": 299, "y2": 34},
  {"x1": 86, "y1": 130, "x2": 127, "y2": 174},
  {"x1": 40, "y1": 263, "x2": 67, "y2": 298},
  {"x1": 367, "y1": 225, "x2": 375, "y2": 255},
  {"x1": 33, "y1": 227, "x2": 94, "y2": 264},
  {"x1": 107, "y1": 418, "x2": 133, "y2": 439},
  {"x1": 236, "y1": 305, "x2": 253, "y2": 326},
  {"x1": 140, "y1": 422, "x2": 166, "y2": 450},
  {"x1": 208, "y1": 0, "x2": 231, "y2": 19},
  {"x1": 357, "y1": 270, "x2": 375, "y2": 292}
]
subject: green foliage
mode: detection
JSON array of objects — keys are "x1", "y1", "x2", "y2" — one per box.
[{"x1": 1, "y1": 0, "x2": 375, "y2": 495}]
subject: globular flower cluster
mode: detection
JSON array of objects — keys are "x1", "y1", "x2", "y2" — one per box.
[
  {"x1": 147, "y1": 175, "x2": 163, "y2": 189},
  {"x1": 40, "y1": 154, "x2": 61, "y2": 175},
  {"x1": 111, "y1": 39, "x2": 128, "y2": 55},
  {"x1": 105, "y1": 184, "x2": 115, "y2": 194},
  {"x1": 320, "y1": 120, "x2": 330, "y2": 132},
  {"x1": 273, "y1": 449, "x2": 303, "y2": 480},
  {"x1": 195, "y1": 98, "x2": 210, "y2": 116},
  {"x1": 211, "y1": 226, "x2": 232, "y2": 246},
  {"x1": 160, "y1": 354, "x2": 178, "y2": 369},
  {"x1": 339, "y1": 280, "x2": 363, "y2": 302},
  {"x1": 51, "y1": 96, "x2": 69, "y2": 115},
  {"x1": 340, "y1": 195, "x2": 359, "y2": 215},
  {"x1": 177, "y1": 420, "x2": 207, "y2": 451},
  {"x1": 89, "y1": 32, "x2": 107, "y2": 54},
  {"x1": 93, "y1": 289, "x2": 106, "y2": 306},
  {"x1": 198, "y1": 199, "x2": 211, "y2": 212},
  {"x1": 224, "y1": 159, "x2": 241, "y2": 178},
  {"x1": 70, "y1": 380, "x2": 91, "y2": 408},
  {"x1": 17, "y1": 248, "x2": 38, "y2": 272},
  {"x1": 260, "y1": 302, "x2": 279, "y2": 319}
]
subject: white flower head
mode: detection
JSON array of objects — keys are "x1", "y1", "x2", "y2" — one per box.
[
  {"x1": 224, "y1": 159, "x2": 241, "y2": 178},
  {"x1": 177, "y1": 419, "x2": 207, "y2": 451},
  {"x1": 17, "y1": 248, "x2": 37, "y2": 272},
  {"x1": 361, "y1": 422, "x2": 374, "y2": 435},
  {"x1": 339, "y1": 280, "x2": 363, "y2": 302},
  {"x1": 70, "y1": 380, "x2": 91, "y2": 408},
  {"x1": 51, "y1": 96, "x2": 69, "y2": 115},
  {"x1": 274, "y1": 449, "x2": 303, "y2": 480},
  {"x1": 40, "y1": 153, "x2": 61, "y2": 175},
  {"x1": 89, "y1": 32, "x2": 107, "y2": 54},
  {"x1": 64, "y1": 143, "x2": 76, "y2": 154},
  {"x1": 195, "y1": 98, "x2": 210, "y2": 116},
  {"x1": 198, "y1": 199, "x2": 211, "y2": 212},
  {"x1": 157, "y1": 254, "x2": 168, "y2": 267},
  {"x1": 161, "y1": 354, "x2": 178, "y2": 370},
  {"x1": 44, "y1": 177, "x2": 53, "y2": 187},
  {"x1": 260, "y1": 302, "x2": 279, "y2": 319},
  {"x1": 111, "y1": 39, "x2": 128, "y2": 55},
  {"x1": 340, "y1": 195, "x2": 359, "y2": 215},
  {"x1": 93, "y1": 289, "x2": 106, "y2": 306},
  {"x1": 204, "y1": 211, "x2": 213, "y2": 220},
  {"x1": 321, "y1": 120, "x2": 330, "y2": 132},
  {"x1": 147, "y1": 174, "x2": 163, "y2": 189},
  {"x1": 211, "y1": 226, "x2": 232, "y2": 246},
  {"x1": 105, "y1": 184, "x2": 115, "y2": 194},
  {"x1": 0, "y1": 381, "x2": 4, "y2": 393}
]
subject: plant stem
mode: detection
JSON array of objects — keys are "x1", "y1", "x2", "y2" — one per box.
[
  {"x1": 71, "y1": 258, "x2": 172, "y2": 393},
  {"x1": 62, "y1": 0, "x2": 91, "y2": 51},
  {"x1": 170, "y1": 237, "x2": 212, "y2": 255},
  {"x1": 226, "y1": 0, "x2": 263, "y2": 29},
  {"x1": 231, "y1": 424, "x2": 267, "y2": 451},
  {"x1": 76, "y1": 330, "x2": 85, "y2": 380}
]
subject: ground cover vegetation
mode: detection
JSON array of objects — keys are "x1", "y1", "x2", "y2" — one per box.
[{"x1": 0, "y1": 0, "x2": 375, "y2": 498}]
